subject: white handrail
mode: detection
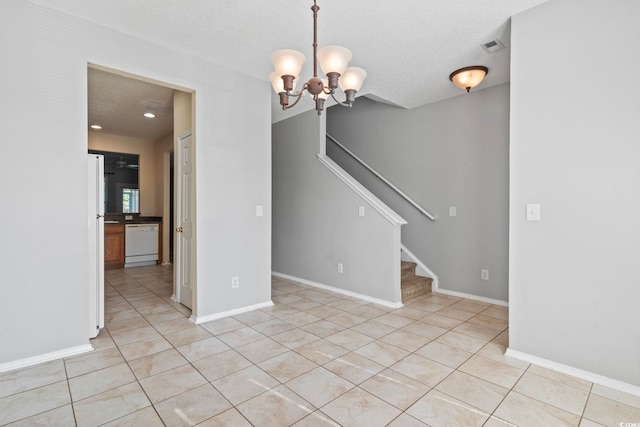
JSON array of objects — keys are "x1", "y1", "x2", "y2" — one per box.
[{"x1": 326, "y1": 133, "x2": 436, "y2": 221}]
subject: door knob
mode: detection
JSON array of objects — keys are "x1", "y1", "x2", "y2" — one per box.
[{"x1": 176, "y1": 227, "x2": 183, "y2": 232}]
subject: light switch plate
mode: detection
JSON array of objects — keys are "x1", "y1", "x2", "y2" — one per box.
[
  {"x1": 358, "y1": 206, "x2": 365, "y2": 217},
  {"x1": 526, "y1": 204, "x2": 541, "y2": 221},
  {"x1": 449, "y1": 207, "x2": 457, "y2": 217},
  {"x1": 256, "y1": 205, "x2": 264, "y2": 217}
]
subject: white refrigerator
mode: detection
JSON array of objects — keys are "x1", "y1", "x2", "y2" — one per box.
[{"x1": 88, "y1": 154, "x2": 105, "y2": 338}]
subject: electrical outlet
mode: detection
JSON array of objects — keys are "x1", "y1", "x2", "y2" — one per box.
[
  {"x1": 125, "y1": 215, "x2": 133, "y2": 220},
  {"x1": 232, "y1": 276, "x2": 240, "y2": 289},
  {"x1": 337, "y1": 263, "x2": 343, "y2": 274},
  {"x1": 481, "y1": 269, "x2": 489, "y2": 280},
  {"x1": 358, "y1": 206, "x2": 365, "y2": 217}
]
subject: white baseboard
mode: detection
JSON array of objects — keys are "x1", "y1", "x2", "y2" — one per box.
[
  {"x1": 436, "y1": 287, "x2": 508, "y2": 307},
  {"x1": 0, "y1": 344, "x2": 93, "y2": 374},
  {"x1": 272, "y1": 271, "x2": 403, "y2": 309},
  {"x1": 193, "y1": 301, "x2": 274, "y2": 324},
  {"x1": 506, "y1": 348, "x2": 640, "y2": 398}
]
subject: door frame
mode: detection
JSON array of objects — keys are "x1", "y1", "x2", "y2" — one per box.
[{"x1": 86, "y1": 63, "x2": 197, "y2": 319}]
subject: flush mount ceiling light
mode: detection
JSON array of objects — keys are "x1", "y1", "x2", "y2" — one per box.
[
  {"x1": 269, "y1": 0, "x2": 367, "y2": 115},
  {"x1": 143, "y1": 112, "x2": 156, "y2": 118},
  {"x1": 449, "y1": 66, "x2": 489, "y2": 92}
]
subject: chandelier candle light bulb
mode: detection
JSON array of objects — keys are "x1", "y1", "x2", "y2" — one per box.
[{"x1": 270, "y1": 0, "x2": 367, "y2": 114}]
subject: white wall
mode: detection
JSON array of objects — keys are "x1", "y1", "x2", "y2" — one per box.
[
  {"x1": 0, "y1": 0, "x2": 271, "y2": 368},
  {"x1": 272, "y1": 110, "x2": 404, "y2": 305},
  {"x1": 510, "y1": 0, "x2": 640, "y2": 388},
  {"x1": 327, "y1": 86, "x2": 510, "y2": 302}
]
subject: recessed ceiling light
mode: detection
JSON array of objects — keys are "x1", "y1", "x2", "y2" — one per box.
[
  {"x1": 143, "y1": 112, "x2": 156, "y2": 118},
  {"x1": 90, "y1": 124, "x2": 102, "y2": 130}
]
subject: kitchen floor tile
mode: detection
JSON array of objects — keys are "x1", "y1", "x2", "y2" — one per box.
[
  {"x1": 176, "y1": 336, "x2": 230, "y2": 362},
  {"x1": 118, "y1": 336, "x2": 173, "y2": 361},
  {"x1": 354, "y1": 341, "x2": 410, "y2": 367},
  {"x1": 272, "y1": 328, "x2": 320, "y2": 349},
  {"x1": 138, "y1": 364, "x2": 207, "y2": 404},
  {"x1": 6, "y1": 266, "x2": 634, "y2": 427},
  {"x1": 493, "y1": 391, "x2": 580, "y2": 427},
  {"x1": 406, "y1": 389, "x2": 490, "y2": 427},
  {"x1": 236, "y1": 384, "x2": 315, "y2": 427},
  {"x1": 101, "y1": 406, "x2": 164, "y2": 426},
  {"x1": 514, "y1": 371, "x2": 590, "y2": 415},
  {"x1": 390, "y1": 354, "x2": 453, "y2": 388},
  {"x1": 234, "y1": 337, "x2": 290, "y2": 364},
  {"x1": 191, "y1": 349, "x2": 253, "y2": 381},
  {"x1": 197, "y1": 408, "x2": 253, "y2": 426},
  {"x1": 162, "y1": 325, "x2": 212, "y2": 347},
  {"x1": 459, "y1": 355, "x2": 525, "y2": 389},
  {"x1": 324, "y1": 352, "x2": 385, "y2": 384},
  {"x1": 0, "y1": 359, "x2": 66, "y2": 399},
  {"x1": 435, "y1": 370, "x2": 508, "y2": 413},
  {"x1": 0, "y1": 381, "x2": 71, "y2": 425},
  {"x1": 64, "y1": 347, "x2": 125, "y2": 378},
  {"x1": 68, "y1": 363, "x2": 136, "y2": 401},
  {"x1": 359, "y1": 368, "x2": 430, "y2": 410},
  {"x1": 325, "y1": 329, "x2": 374, "y2": 351},
  {"x1": 73, "y1": 382, "x2": 150, "y2": 427},
  {"x1": 154, "y1": 383, "x2": 232, "y2": 426},
  {"x1": 294, "y1": 339, "x2": 350, "y2": 365},
  {"x1": 217, "y1": 327, "x2": 265, "y2": 348},
  {"x1": 321, "y1": 387, "x2": 402, "y2": 427},
  {"x1": 258, "y1": 351, "x2": 318, "y2": 383},
  {"x1": 127, "y1": 348, "x2": 188, "y2": 380},
  {"x1": 212, "y1": 365, "x2": 279, "y2": 405},
  {"x1": 415, "y1": 341, "x2": 473, "y2": 369},
  {"x1": 582, "y1": 393, "x2": 640, "y2": 427},
  {"x1": 286, "y1": 367, "x2": 354, "y2": 408}
]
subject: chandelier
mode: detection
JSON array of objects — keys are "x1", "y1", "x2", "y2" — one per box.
[{"x1": 269, "y1": 0, "x2": 367, "y2": 115}]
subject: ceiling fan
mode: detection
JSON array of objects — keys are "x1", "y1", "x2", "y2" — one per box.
[{"x1": 113, "y1": 156, "x2": 139, "y2": 169}]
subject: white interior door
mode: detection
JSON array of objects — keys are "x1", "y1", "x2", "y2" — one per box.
[{"x1": 175, "y1": 131, "x2": 194, "y2": 309}]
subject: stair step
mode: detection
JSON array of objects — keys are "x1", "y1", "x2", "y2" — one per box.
[
  {"x1": 401, "y1": 261, "x2": 417, "y2": 279},
  {"x1": 401, "y1": 275, "x2": 433, "y2": 301}
]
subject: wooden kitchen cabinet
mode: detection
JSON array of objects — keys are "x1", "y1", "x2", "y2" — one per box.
[{"x1": 104, "y1": 224, "x2": 125, "y2": 269}]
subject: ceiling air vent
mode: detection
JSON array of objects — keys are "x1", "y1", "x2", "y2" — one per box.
[{"x1": 481, "y1": 39, "x2": 505, "y2": 54}]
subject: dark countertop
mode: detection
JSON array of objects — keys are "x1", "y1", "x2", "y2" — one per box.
[{"x1": 104, "y1": 215, "x2": 162, "y2": 225}]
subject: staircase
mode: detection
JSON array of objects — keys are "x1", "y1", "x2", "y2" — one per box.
[{"x1": 401, "y1": 261, "x2": 433, "y2": 301}]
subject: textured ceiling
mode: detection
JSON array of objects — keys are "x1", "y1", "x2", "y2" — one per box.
[
  {"x1": 35, "y1": 0, "x2": 549, "y2": 137},
  {"x1": 88, "y1": 68, "x2": 174, "y2": 141}
]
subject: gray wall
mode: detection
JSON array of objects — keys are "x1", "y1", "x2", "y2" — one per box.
[
  {"x1": 327, "y1": 85, "x2": 510, "y2": 302},
  {"x1": 0, "y1": 0, "x2": 271, "y2": 367},
  {"x1": 272, "y1": 110, "x2": 403, "y2": 304},
  {"x1": 510, "y1": 0, "x2": 640, "y2": 387}
]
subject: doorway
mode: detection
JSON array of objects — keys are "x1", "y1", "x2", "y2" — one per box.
[{"x1": 87, "y1": 64, "x2": 197, "y2": 317}]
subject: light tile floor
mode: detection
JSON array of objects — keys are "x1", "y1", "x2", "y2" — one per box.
[{"x1": 1, "y1": 265, "x2": 639, "y2": 426}]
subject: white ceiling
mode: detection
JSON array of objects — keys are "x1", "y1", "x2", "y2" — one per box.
[
  {"x1": 34, "y1": 0, "x2": 549, "y2": 138},
  {"x1": 88, "y1": 68, "x2": 174, "y2": 141}
]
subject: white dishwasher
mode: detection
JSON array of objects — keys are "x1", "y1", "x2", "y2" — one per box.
[{"x1": 125, "y1": 224, "x2": 159, "y2": 268}]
